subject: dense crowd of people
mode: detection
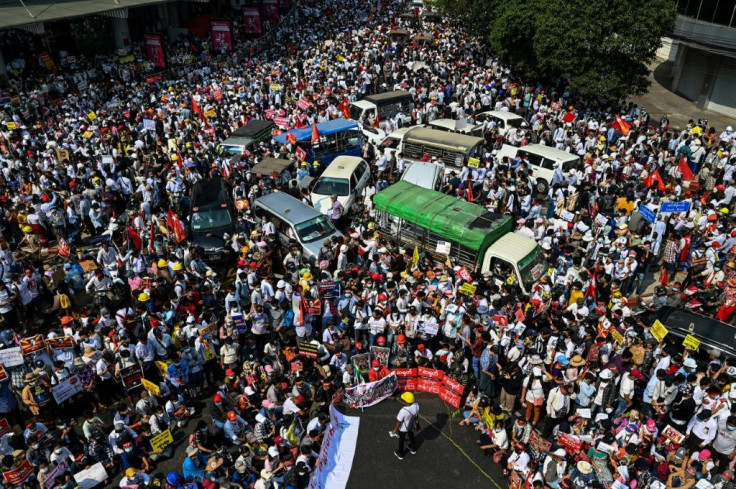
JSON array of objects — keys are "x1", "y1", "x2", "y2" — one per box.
[{"x1": 0, "y1": 0, "x2": 734, "y2": 488}]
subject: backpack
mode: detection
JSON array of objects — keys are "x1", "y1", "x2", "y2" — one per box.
[{"x1": 282, "y1": 309, "x2": 294, "y2": 328}]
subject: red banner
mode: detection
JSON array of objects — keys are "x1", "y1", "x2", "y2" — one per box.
[
  {"x1": 3, "y1": 460, "x2": 33, "y2": 485},
  {"x1": 243, "y1": 7, "x2": 262, "y2": 34},
  {"x1": 396, "y1": 377, "x2": 417, "y2": 391},
  {"x1": 20, "y1": 334, "x2": 45, "y2": 355},
  {"x1": 418, "y1": 367, "x2": 444, "y2": 381},
  {"x1": 211, "y1": 20, "x2": 232, "y2": 52},
  {"x1": 557, "y1": 432, "x2": 583, "y2": 452},
  {"x1": 439, "y1": 387, "x2": 462, "y2": 408},
  {"x1": 144, "y1": 34, "x2": 166, "y2": 68},
  {"x1": 262, "y1": 0, "x2": 279, "y2": 20},
  {"x1": 441, "y1": 376, "x2": 464, "y2": 396},
  {"x1": 296, "y1": 146, "x2": 307, "y2": 162},
  {"x1": 417, "y1": 378, "x2": 441, "y2": 394},
  {"x1": 392, "y1": 368, "x2": 417, "y2": 378},
  {"x1": 457, "y1": 266, "x2": 472, "y2": 282}
]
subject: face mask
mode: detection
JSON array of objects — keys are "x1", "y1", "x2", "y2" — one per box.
[
  {"x1": 54, "y1": 449, "x2": 62, "y2": 455},
  {"x1": 125, "y1": 448, "x2": 133, "y2": 453},
  {"x1": 40, "y1": 468, "x2": 49, "y2": 474},
  {"x1": 215, "y1": 402, "x2": 222, "y2": 407},
  {"x1": 729, "y1": 425, "x2": 736, "y2": 431},
  {"x1": 58, "y1": 425, "x2": 66, "y2": 430},
  {"x1": 32, "y1": 445, "x2": 39, "y2": 450}
]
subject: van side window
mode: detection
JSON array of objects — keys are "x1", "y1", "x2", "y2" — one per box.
[
  {"x1": 350, "y1": 173, "x2": 359, "y2": 191},
  {"x1": 526, "y1": 153, "x2": 544, "y2": 168},
  {"x1": 493, "y1": 117, "x2": 504, "y2": 129},
  {"x1": 358, "y1": 161, "x2": 370, "y2": 180},
  {"x1": 540, "y1": 158, "x2": 555, "y2": 170},
  {"x1": 562, "y1": 158, "x2": 580, "y2": 172}
]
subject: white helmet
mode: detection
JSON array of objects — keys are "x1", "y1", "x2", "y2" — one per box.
[{"x1": 277, "y1": 280, "x2": 286, "y2": 289}]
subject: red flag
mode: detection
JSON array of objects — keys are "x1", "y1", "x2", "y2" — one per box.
[
  {"x1": 149, "y1": 219, "x2": 156, "y2": 254},
  {"x1": 678, "y1": 156, "x2": 695, "y2": 181},
  {"x1": 127, "y1": 226, "x2": 142, "y2": 250},
  {"x1": 466, "y1": 182, "x2": 474, "y2": 203},
  {"x1": 586, "y1": 272, "x2": 597, "y2": 299},
  {"x1": 614, "y1": 115, "x2": 631, "y2": 136},
  {"x1": 167, "y1": 209, "x2": 187, "y2": 243},
  {"x1": 175, "y1": 147, "x2": 183, "y2": 170},
  {"x1": 191, "y1": 95, "x2": 202, "y2": 116},
  {"x1": 311, "y1": 124, "x2": 320, "y2": 143},
  {"x1": 286, "y1": 131, "x2": 297, "y2": 145},
  {"x1": 374, "y1": 111, "x2": 380, "y2": 128},
  {"x1": 660, "y1": 268, "x2": 668, "y2": 286},
  {"x1": 296, "y1": 146, "x2": 307, "y2": 162},
  {"x1": 562, "y1": 111, "x2": 576, "y2": 124},
  {"x1": 294, "y1": 118, "x2": 306, "y2": 129},
  {"x1": 644, "y1": 169, "x2": 666, "y2": 192},
  {"x1": 338, "y1": 98, "x2": 351, "y2": 119},
  {"x1": 297, "y1": 79, "x2": 305, "y2": 91}
]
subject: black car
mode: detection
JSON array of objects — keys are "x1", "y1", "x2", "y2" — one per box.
[
  {"x1": 654, "y1": 306, "x2": 736, "y2": 359},
  {"x1": 189, "y1": 178, "x2": 235, "y2": 263}
]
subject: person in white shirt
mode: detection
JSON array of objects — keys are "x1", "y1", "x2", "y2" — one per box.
[{"x1": 389, "y1": 392, "x2": 419, "y2": 459}]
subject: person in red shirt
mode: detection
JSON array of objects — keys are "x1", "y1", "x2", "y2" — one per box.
[{"x1": 368, "y1": 359, "x2": 390, "y2": 382}]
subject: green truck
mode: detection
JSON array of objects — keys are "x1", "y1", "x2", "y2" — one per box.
[{"x1": 373, "y1": 181, "x2": 546, "y2": 294}]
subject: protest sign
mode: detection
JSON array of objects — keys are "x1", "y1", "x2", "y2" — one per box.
[
  {"x1": 459, "y1": 283, "x2": 476, "y2": 296},
  {"x1": 468, "y1": 157, "x2": 480, "y2": 168},
  {"x1": 243, "y1": 8, "x2": 262, "y2": 34},
  {"x1": 73, "y1": 462, "x2": 108, "y2": 489},
  {"x1": 3, "y1": 460, "x2": 33, "y2": 484},
  {"x1": 0, "y1": 347, "x2": 23, "y2": 367},
  {"x1": 611, "y1": 329, "x2": 624, "y2": 344},
  {"x1": 297, "y1": 340, "x2": 319, "y2": 359},
  {"x1": 231, "y1": 313, "x2": 247, "y2": 332},
  {"x1": 418, "y1": 367, "x2": 444, "y2": 380},
  {"x1": 143, "y1": 119, "x2": 156, "y2": 131},
  {"x1": 662, "y1": 425, "x2": 685, "y2": 444},
  {"x1": 56, "y1": 148, "x2": 70, "y2": 162},
  {"x1": 144, "y1": 34, "x2": 166, "y2": 68},
  {"x1": 119, "y1": 365, "x2": 144, "y2": 391},
  {"x1": 683, "y1": 334, "x2": 700, "y2": 350},
  {"x1": 344, "y1": 373, "x2": 398, "y2": 408},
  {"x1": 528, "y1": 430, "x2": 552, "y2": 463},
  {"x1": 370, "y1": 346, "x2": 390, "y2": 366},
  {"x1": 417, "y1": 377, "x2": 442, "y2": 394},
  {"x1": 20, "y1": 334, "x2": 45, "y2": 355},
  {"x1": 141, "y1": 378, "x2": 160, "y2": 396},
  {"x1": 4, "y1": 122, "x2": 17, "y2": 130},
  {"x1": 51, "y1": 375, "x2": 82, "y2": 404},
  {"x1": 150, "y1": 429, "x2": 173, "y2": 452},
  {"x1": 46, "y1": 336, "x2": 74, "y2": 349},
  {"x1": 210, "y1": 20, "x2": 233, "y2": 52},
  {"x1": 155, "y1": 361, "x2": 170, "y2": 379},
  {"x1": 44, "y1": 460, "x2": 69, "y2": 488},
  {"x1": 457, "y1": 267, "x2": 472, "y2": 281},
  {"x1": 650, "y1": 320, "x2": 668, "y2": 342},
  {"x1": 557, "y1": 432, "x2": 583, "y2": 452},
  {"x1": 435, "y1": 241, "x2": 451, "y2": 255},
  {"x1": 308, "y1": 404, "x2": 359, "y2": 489}
]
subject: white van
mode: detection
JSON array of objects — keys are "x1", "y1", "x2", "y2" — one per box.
[
  {"x1": 400, "y1": 161, "x2": 444, "y2": 191},
  {"x1": 311, "y1": 156, "x2": 371, "y2": 217},
  {"x1": 350, "y1": 91, "x2": 414, "y2": 129},
  {"x1": 374, "y1": 126, "x2": 413, "y2": 159},
  {"x1": 496, "y1": 143, "x2": 581, "y2": 194},
  {"x1": 476, "y1": 111, "x2": 527, "y2": 137}
]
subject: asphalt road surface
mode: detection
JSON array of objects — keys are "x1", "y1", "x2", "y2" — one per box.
[{"x1": 100, "y1": 392, "x2": 507, "y2": 489}]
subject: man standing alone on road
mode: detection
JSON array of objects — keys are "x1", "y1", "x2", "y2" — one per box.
[{"x1": 389, "y1": 392, "x2": 420, "y2": 460}]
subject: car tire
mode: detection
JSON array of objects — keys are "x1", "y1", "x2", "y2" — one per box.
[{"x1": 536, "y1": 178, "x2": 549, "y2": 196}]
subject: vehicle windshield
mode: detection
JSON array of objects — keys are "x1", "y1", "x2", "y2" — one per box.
[
  {"x1": 380, "y1": 137, "x2": 400, "y2": 149},
  {"x1": 349, "y1": 105, "x2": 363, "y2": 121},
  {"x1": 295, "y1": 215, "x2": 336, "y2": 243},
  {"x1": 219, "y1": 145, "x2": 243, "y2": 156},
  {"x1": 362, "y1": 125, "x2": 379, "y2": 135},
  {"x1": 191, "y1": 208, "x2": 233, "y2": 231},
  {"x1": 313, "y1": 177, "x2": 349, "y2": 196},
  {"x1": 518, "y1": 246, "x2": 547, "y2": 292}
]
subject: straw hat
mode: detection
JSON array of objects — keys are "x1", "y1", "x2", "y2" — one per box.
[{"x1": 83, "y1": 346, "x2": 99, "y2": 358}]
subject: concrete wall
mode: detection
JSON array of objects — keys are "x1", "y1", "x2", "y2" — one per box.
[{"x1": 674, "y1": 14, "x2": 736, "y2": 51}]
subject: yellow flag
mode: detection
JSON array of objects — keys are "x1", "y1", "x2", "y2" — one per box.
[{"x1": 412, "y1": 245, "x2": 420, "y2": 267}]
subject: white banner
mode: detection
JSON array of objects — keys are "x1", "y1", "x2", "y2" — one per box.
[
  {"x1": 308, "y1": 404, "x2": 360, "y2": 489},
  {"x1": 73, "y1": 462, "x2": 108, "y2": 489},
  {"x1": 51, "y1": 375, "x2": 82, "y2": 404}
]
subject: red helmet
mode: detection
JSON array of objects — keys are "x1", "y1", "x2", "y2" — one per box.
[
  {"x1": 213, "y1": 393, "x2": 223, "y2": 403},
  {"x1": 372, "y1": 359, "x2": 380, "y2": 368},
  {"x1": 376, "y1": 336, "x2": 386, "y2": 346},
  {"x1": 396, "y1": 334, "x2": 406, "y2": 344},
  {"x1": 377, "y1": 293, "x2": 387, "y2": 302},
  {"x1": 227, "y1": 410, "x2": 238, "y2": 421}
]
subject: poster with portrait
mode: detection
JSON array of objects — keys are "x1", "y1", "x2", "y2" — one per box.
[
  {"x1": 370, "y1": 346, "x2": 390, "y2": 366},
  {"x1": 243, "y1": 8, "x2": 262, "y2": 34},
  {"x1": 210, "y1": 20, "x2": 233, "y2": 52},
  {"x1": 144, "y1": 34, "x2": 166, "y2": 69}
]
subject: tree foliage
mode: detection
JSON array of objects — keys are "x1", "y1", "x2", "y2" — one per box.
[{"x1": 429, "y1": 0, "x2": 676, "y2": 103}]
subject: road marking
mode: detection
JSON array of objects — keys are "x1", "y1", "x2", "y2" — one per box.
[{"x1": 419, "y1": 414, "x2": 504, "y2": 489}]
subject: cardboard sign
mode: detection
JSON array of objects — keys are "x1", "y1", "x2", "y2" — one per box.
[
  {"x1": 141, "y1": 378, "x2": 160, "y2": 396},
  {"x1": 56, "y1": 148, "x2": 70, "y2": 162},
  {"x1": 296, "y1": 146, "x2": 307, "y2": 161},
  {"x1": 198, "y1": 321, "x2": 217, "y2": 338},
  {"x1": 662, "y1": 424, "x2": 685, "y2": 444},
  {"x1": 82, "y1": 131, "x2": 94, "y2": 139},
  {"x1": 44, "y1": 460, "x2": 68, "y2": 488},
  {"x1": 20, "y1": 334, "x2": 45, "y2": 355},
  {"x1": 558, "y1": 432, "x2": 583, "y2": 452},
  {"x1": 119, "y1": 364, "x2": 144, "y2": 390},
  {"x1": 270, "y1": 83, "x2": 280, "y2": 92},
  {"x1": 73, "y1": 462, "x2": 108, "y2": 489},
  {"x1": 435, "y1": 241, "x2": 451, "y2": 255},
  {"x1": 650, "y1": 320, "x2": 668, "y2": 342},
  {"x1": 515, "y1": 308, "x2": 525, "y2": 323},
  {"x1": 143, "y1": 119, "x2": 156, "y2": 131},
  {"x1": 467, "y1": 157, "x2": 480, "y2": 168},
  {"x1": 459, "y1": 283, "x2": 476, "y2": 296},
  {"x1": 3, "y1": 460, "x2": 33, "y2": 484},
  {"x1": 231, "y1": 313, "x2": 247, "y2": 332},
  {"x1": 0, "y1": 347, "x2": 24, "y2": 368},
  {"x1": 149, "y1": 429, "x2": 173, "y2": 452},
  {"x1": 457, "y1": 266, "x2": 472, "y2": 282},
  {"x1": 46, "y1": 336, "x2": 74, "y2": 349},
  {"x1": 51, "y1": 375, "x2": 82, "y2": 404},
  {"x1": 610, "y1": 329, "x2": 624, "y2": 344},
  {"x1": 0, "y1": 419, "x2": 10, "y2": 437},
  {"x1": 4, "y1": 122, "x2": 18, "y2": 130},
  {"x1": 297, "y1": 340, "x2": 319, "y2": 359},
  {"x1": 155, "y1": 361, "x2": 170, "y2": 379},
  {"x1": 87, "y1": 111, "x2": 97, "y2": 120},
  {"x1": 683, "y1": 334, "x2": 700, "y2": 351}
]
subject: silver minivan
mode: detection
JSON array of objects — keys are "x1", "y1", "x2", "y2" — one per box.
[{"x1": 252, "y1": 193, "x2": 344, "y2": 264}]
